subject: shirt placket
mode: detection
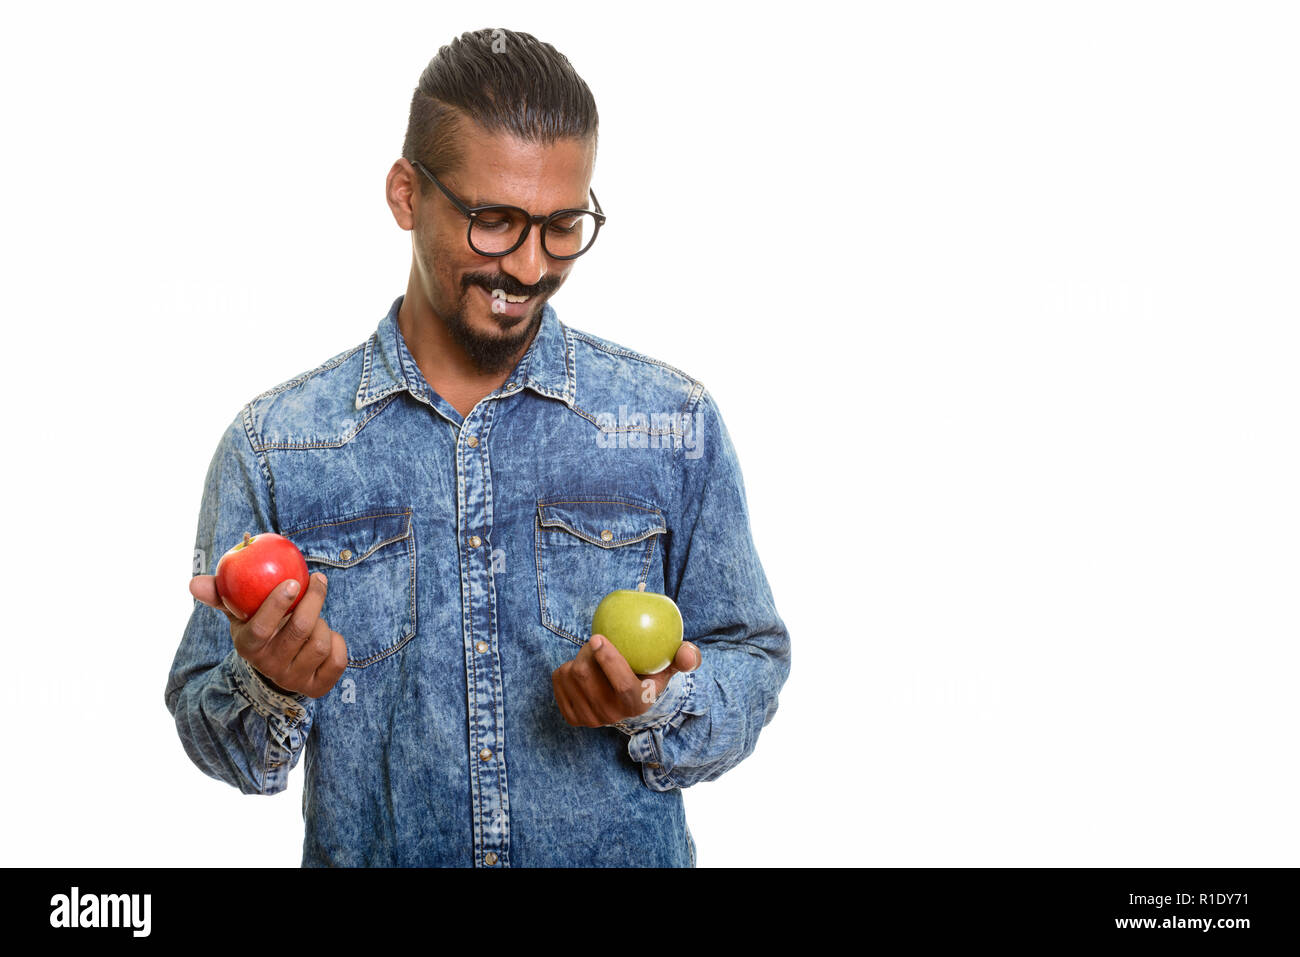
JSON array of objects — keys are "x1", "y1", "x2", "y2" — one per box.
[{"x1": 458, "y1": 396, "x2": 510, "y2": 867}]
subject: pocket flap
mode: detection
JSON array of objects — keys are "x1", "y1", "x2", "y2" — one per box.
[
  {"x1": 537, "y1": 498, "x2": 666, "y2": 548},
  {"x1": 286, "y1": 509, "x2": 413, "y2": 567}
]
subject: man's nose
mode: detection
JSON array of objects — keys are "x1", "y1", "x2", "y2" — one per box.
[{"x1": 499, "y1": 225, "x2": 549, "y2": 288}]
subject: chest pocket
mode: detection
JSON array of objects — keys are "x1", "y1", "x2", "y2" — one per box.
[
  {"x1": 535, "y1": 497, "x2": 668, "y2": 645},
  {"x1": 285, "y1": 508, "x2": 416, "y2": 668}
]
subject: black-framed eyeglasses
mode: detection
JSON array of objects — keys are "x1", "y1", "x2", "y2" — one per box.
[{"x1": 411, "y1": 159, "x2": 606, "y2": 261}]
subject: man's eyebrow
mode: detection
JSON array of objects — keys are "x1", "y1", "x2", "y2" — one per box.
[{"x1": 469, "y1": 195, "x2": 592, "y2": 211}]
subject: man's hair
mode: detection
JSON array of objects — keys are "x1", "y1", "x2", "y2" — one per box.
[{"x1": 401, "y1": 28, "x2": 599, "y2": 191}]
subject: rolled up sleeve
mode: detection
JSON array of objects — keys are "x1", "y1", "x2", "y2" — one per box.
[
  {"x1": 616, "y1": 389, "x2": 790, "y2": 790},
  {"x1": 164, "y1": 409, "x2": 313, "y2": 795}
]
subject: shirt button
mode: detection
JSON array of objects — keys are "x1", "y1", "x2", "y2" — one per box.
[
  {"x1": 484, "y1": 851, "x2": 498, "y2": 866},
  {"x1": 476, "y1": 641, "x2": 489, "y2": 653},
  {"x1": 466, "y1": 435, "x2": 479, "y2": 448},
  {"x1": 647, "y1": 762, "x2": 661, "y2": 769},
  {"x1": 505, "y1": 382, "x2": 516, "y2": 390},
  {"x1": 600, "y1": 529, "x2": 613, "y2": 542},
  {"x1": 479, "y1": 748, "x2": 492, "y2": 761},
  {"x1": 469, "y1": 535, "x2": 482, "y2": 548},
  {"x1": 339, "y1": 548, "x2": 353, "y2": 561}
]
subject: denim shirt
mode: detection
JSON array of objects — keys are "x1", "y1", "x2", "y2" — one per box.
[{"x1": 164, "y1": 294, "x2": 790, "y2": 867}]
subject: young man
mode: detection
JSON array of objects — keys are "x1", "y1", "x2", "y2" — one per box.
[{"x1": 165, "y1": 28, "x2": 790, "y2": 867}]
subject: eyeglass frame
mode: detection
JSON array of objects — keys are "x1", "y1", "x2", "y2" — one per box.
[{"x1": 410, "y1": 159, "x2": 606, "y2": 261}]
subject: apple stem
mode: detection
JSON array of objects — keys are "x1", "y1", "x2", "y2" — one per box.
[{"x1": 242, "y1": 532, "x2": 252, "y2": 546}]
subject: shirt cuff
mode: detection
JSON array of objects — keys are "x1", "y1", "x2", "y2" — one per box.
[
  {"x1": 612, "y1": 670, "x2": 692, "y2": 791},
  {"x1": 612, "y1": 668, "x2": 694, "y2": 736},
  {"x1": 227, "y1": 650, "x2": 310, "y2": 727}
]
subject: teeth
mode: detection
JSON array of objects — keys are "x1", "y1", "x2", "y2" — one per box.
[{"x1": 491, "y1": 288, "x2": 530, "y2": 303}]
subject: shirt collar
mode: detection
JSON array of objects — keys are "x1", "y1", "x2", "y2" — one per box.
[{"x1": 356, "y1": 294, "x2": 575, "y2": 410}]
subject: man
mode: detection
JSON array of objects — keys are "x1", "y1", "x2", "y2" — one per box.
[{"x1": 165, "y1": 27, "x2": 790, "y2": 867}]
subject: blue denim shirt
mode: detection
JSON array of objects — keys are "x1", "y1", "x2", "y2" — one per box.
[{"x1": 165, "y1": 294, "x2": 790, "y2": 867}]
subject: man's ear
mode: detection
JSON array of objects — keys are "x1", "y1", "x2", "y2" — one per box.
[{"x1": 386, "y1": 160, "x2": 420, "y2": 231}]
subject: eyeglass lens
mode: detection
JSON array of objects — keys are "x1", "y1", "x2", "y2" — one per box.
[{"x1": 470, "y1": 208, "x2": 599, "y2": 258}]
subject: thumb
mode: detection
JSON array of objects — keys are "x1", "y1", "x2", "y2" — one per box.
[
  {"x1": 646, "y1": 643, "x2": 700, "y2": 698},
  {"x1": 189, "y1": 574, "x2": 221, "y2": 608},
  {"x1": 674, "y1": 641, "x2": 701, "y2": 673},
  {"x1": 189, "y1": 575, "x2": 241, "y2": 621}
]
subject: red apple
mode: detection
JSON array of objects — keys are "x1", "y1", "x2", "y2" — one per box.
[{"x1": 214, "y1": 532, "x2": 310, "y2": 620}]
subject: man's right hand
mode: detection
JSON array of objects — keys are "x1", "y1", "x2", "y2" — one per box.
[{"x1": 189, "y1": 572, "x2": 348, "y2": 699}]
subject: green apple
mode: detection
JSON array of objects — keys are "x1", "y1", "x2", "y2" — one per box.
[{"x1": 591, "y1": 588, "x2": 684, "y2": 675}]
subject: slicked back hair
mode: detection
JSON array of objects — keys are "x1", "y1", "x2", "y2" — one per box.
[{"x1": 401, "y1": 28, "x2": 599, "y2": 191}]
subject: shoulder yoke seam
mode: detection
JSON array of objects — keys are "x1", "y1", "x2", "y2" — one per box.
[{"x1": 567, "y1": 329, "x2": 701, "y2": 388}]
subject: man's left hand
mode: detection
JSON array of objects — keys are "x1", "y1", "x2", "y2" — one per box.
[{"x1": 552, "y1": 636, "x2": 700, "y2": 727}]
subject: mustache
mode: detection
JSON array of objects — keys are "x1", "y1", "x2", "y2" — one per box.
[{"x1": 463, "y1": 272, "x2": 561, "y2": 300}]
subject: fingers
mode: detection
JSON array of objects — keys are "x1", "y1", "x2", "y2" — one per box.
[
  {"x1": 300, "y1": 630, "x2": 349, "y2": 699},
  {"x1": 230, "y1": 573, "x2": 348, "y2": 698},
  {"x1": 281, "y1": 616, "x2": 343, "y2": 697},
  {"x1": 572, "y1": 634, "x2": 631, "y2": 722},
  {"x1": 241, "y1": 573, "x2": 327, "y2": 673},
  {"x1": 551, "y1": 669, "x2": 594, "y2": 727},
  {"x1": 233, "y1": 578, "x2": 299, "y2": 658},
  {"x1": 191, "y1": 560, "x2": 341, "y2": 700},
  {"x1": 552, "y1": 641, "x2": 602, "y2": 726},
  {"x1": 588, "y1": 635, "x2": 649, "y2": 711},
  {"x1": 552, "y1": 635, "x2": 650, "y2": 727}
]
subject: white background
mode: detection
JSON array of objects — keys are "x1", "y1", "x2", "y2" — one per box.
[{"x1": 1, "y1": 1, "x2": 1296, "y2": 867}]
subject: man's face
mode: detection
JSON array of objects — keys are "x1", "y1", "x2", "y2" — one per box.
[{"x1": 408, "y1": 122, "x2": 596, "y2": 374}]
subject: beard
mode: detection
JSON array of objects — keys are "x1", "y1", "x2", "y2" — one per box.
[{"x1": 438, "y1": 271, "x2": 560, "y2": 375}]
